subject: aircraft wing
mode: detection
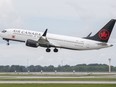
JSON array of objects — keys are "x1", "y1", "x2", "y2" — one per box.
[{"x1": 38, "y1": 29, "x2": 56, "y2": 48}]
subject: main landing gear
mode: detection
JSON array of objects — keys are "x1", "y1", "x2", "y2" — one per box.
[
  {"x1": 46, "y1": 48, "x2": 58, "y2": 53},
  {"x1": 54, "y1": 48, "x2": 58, "y2": 52},
  {"x1": 46, "y1": 48, "x2": 51, "y2": 52}
]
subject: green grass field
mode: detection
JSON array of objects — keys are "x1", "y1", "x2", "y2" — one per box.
[
  {"x1": 0, "y1": 73, "x2": 116, "y2": 87},
  {"x1": 0, "y1": 73, "x2": 115, "y2": 77},
  {"x1": 0, "y1": 78, "x2": 116, "y2": 81},
  {"x1": 0, "y1": 84, "x2": 116, "y2": 87}
]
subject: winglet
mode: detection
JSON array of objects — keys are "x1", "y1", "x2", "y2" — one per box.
[{"x1": 42, "y1": 29, "x2": 48, "y2": 36}]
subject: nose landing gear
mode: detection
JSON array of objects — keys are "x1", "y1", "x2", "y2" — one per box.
[
  {"x1": 7, "y1": 42, "x2": 10, "y2": 45},
  {"x1": 6, "y1": 40, "x2": 10, "y2": 45}
]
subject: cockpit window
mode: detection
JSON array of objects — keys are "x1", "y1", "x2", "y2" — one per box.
[{"x1": 2, "y1": 30, "x2": 7, "y2": 33}]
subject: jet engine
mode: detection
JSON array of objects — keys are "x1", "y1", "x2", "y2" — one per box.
[{"x1": 26, "y1": 39, "x2": 39, "y2": 47}]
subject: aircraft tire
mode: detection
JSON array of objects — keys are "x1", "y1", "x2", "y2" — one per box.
[
  {"x1": 46, "y1": 48, "x2": 51, "y2": 52},
  {"x1": 54, "y1": 48, "x2": 58, "y2": 52}
]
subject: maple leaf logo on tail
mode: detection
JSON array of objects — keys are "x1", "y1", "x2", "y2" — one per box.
[
  {"x1": 98, "y1": 29, "x2": 110, "y2": 40},
  {"x1": 85, "y1": 19, "x2": 116, "y2": 43}
]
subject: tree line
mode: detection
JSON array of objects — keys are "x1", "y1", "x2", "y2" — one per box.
[{"x1": 0, "y1": 64, "x2": 116, "y2": 72}]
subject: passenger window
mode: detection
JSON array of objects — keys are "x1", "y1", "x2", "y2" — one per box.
[{"x1": 2, "y1": 30, "x2": 7, "y2": 33}]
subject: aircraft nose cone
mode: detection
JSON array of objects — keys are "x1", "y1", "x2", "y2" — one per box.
[{"x1": 0, "y1": 31, "x2": 5, "y2": 38}]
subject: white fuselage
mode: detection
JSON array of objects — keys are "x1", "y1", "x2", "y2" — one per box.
[{"x1": 0, "y1": 29, "x2": 112, "y2": 50}]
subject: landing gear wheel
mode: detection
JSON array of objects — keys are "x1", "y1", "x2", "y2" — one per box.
[
  {"x1": 46, "y1": 48, "x2": 51, "y2": 52},
  {"x1": 7, "y1": 43, "x2": 10, "y2": 45},
  {"x1": 54, "y1": 48, "x2": 58, "y2": 52},
  {"x1": 6, "y1": 40, "x2": 10, "y2": 45}
]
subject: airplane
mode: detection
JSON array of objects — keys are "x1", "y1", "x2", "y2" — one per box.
[{"x1": 0, "y1": 19, "x2": 115, "y2": 53}]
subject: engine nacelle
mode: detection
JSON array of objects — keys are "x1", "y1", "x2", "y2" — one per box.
[{"x1": 26, "y1": 39, "x2": 39, "y2": 48}]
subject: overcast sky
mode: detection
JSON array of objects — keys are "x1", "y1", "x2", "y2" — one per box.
[{"x1": 0, "y1": 0, "x2": 116, "y2": 66}]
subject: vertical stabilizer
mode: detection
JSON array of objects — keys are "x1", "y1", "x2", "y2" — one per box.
[{"x1": 86, "y1": 19, "x2": 116, "y2": 42}]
